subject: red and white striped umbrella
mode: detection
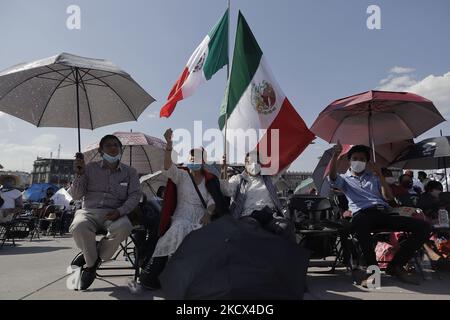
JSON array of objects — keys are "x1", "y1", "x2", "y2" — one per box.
[
  {"x1": 84, "y1": 131, "x2": 166, "y2": 175},
  {"x1": 311, "y1": 90, "x2": 445, "y2": 160}
]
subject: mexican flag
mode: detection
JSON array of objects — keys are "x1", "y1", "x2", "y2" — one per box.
[
  {"x1": 160, "y1": 10, "x2": 229, "y2": 118},
  {"x1": 219, "y1": 12, "x2": 315, "y2": 173}
]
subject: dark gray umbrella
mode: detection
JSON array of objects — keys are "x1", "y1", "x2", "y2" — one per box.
[
  {"x1": 159, "y1": 215, "x2": 310, "y2": 300},
  {"x1": 312, "y1": 148, "x2": 334, "y2": 197},
  {"x1": 0, "y1": 52, "x2": 155, "y2": 152},
  {"x1": 391, "y1": 136, "x2": 450, "y2": 190}
]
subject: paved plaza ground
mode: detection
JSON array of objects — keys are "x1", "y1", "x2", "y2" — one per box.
[{"x1": 1, "y1": 235, "x2": 450, "y2": 300}]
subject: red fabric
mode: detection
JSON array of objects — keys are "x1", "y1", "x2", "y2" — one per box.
[
  {"x1": 391, "y1": 185, "x2": 409, "y2": 198},
  {"x1": 160, "y1": 67, "x2": 190, "y2": 118},
  {"x1": 157, "y1": 167, "x2": 216, "y2": 237},
  {"x1": 257, "y1": 98, "x2": 315, "y2": 174}
]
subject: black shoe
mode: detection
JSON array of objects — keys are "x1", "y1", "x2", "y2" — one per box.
[
  {"x1": 72, "y1": 241, "x2": 101, "y2": 268},
  {"x1": 71, "y1": 254, "x2": 86, "y2": 267},
  {"x1": 139, "y1": 268, "x2": 161, "y2": 291},
  {"x1": 139, "y1": 257, "x2": 167, "y2": 290},
  {"x1": 79, "y1": 258, "x2": 101, "y2": 290}
]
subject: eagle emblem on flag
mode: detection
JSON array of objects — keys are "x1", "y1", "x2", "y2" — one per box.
[
  {"x1": 193, "y1": 52, "x2": 207, "y2": 73},
  {"x1": 251, "y1": 80, "x2": 277, "y2": 114}
]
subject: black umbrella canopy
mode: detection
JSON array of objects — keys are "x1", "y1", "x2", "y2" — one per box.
[
  {"x1": 159, "y1": 216, "x2": 310, "y2": 300},
  {"x1": 391, "y1": 136, "x2": 450, "y2": 170}
]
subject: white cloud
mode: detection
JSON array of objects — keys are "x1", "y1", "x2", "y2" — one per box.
[
  {"x1": 0, "y1": 134, "x2": 60, "y2": 171},
  {"x1": 378, "y1": 69, "x2": 450, "y2": 118},
  {"x1": 31, "y1": 133, "x2": 58, "y2": 146},
  {"x1": 389, "y1": 66, "x2": 416, "y2": 74},
  {"x1": 377, "y1": 74, "x2": 417, "y2": 91}
]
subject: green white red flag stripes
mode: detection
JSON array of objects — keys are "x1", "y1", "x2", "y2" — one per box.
[
  {"x1": 219, "y1": 11, "x2": 315, "y2": 173},
  {"x1": 160, "y1": 10, "x2": 229, "y2": 118}
]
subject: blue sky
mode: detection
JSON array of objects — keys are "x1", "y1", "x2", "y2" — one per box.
[{"x1": 1, "y1": 0, "x2": 449, "y2": 172}]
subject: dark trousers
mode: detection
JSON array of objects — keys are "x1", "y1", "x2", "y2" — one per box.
[
  {"x1": 139, "y1": 256, "x2": 168, "y2": 289},
  {"x1": 241, "y1": 207, "x2": 297, "y2": 243},
  {"x1": 351, "y1": 207, "x2": 431, "y2": 267}
]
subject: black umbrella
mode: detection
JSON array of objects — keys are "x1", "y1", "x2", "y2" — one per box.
[
  {"x1": 159, "y1": 215, "x2": 310, "y2": 300},
  {"x1": 391, "y1": 136, "x2": 450, "y2": 191}
]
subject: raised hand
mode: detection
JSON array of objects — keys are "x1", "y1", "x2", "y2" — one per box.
[{"x1": 164, "y1": 128, "x2": 173, "y2": 145}]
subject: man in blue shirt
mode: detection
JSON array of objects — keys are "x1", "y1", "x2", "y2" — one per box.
[{"x1": 329, "y1": 143, "x2": 431, "y2": 286}]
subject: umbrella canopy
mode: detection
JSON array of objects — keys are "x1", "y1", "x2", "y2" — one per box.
[
  {"x1": 310, "y1": 91, "x2": 445, "y2": 157},
  {"x1": 160, "y1": 215, "x2": 310, "y2": 300},
  {"x1": 83, "y1": 131, "x2": 166, "y2": 175},
  {"x1": 0, "y1": 52, "x2": 155, "y2": 151},
  {"x1": 312, "y1": 148, "x2": 335, "y2": 197},
  {"x1": 23, "y1": 183, "x2": 59, "y2": 202},
  {"x1": 139, "y1": 171, "x2": 167, "y2": 199},
  {"x1": 294, "y1": 178, "x2": 315, "y2": 195},
  {"x1": 391, "y1": 136, "x2": 450, "y2": 170}
]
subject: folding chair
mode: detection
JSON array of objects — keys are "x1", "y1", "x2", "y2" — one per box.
[{"x1": 288, "y1": 195, "x2": 349, "y2": 272}]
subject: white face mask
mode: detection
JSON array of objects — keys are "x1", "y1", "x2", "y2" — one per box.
[
  {"x1": 385, "y1": 177, "x2": 396, "y2": 185},
  {"x1": 350, "y1": 161, "x2": 366, "y2": 174},
  {"x1": 246, "y1": 162, "x2": 261, "y2": 176}
]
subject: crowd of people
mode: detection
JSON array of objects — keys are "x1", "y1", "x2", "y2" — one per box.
[
  {"x1": 66, "y1": 130, "x2": 301, "y2": 290},
  {"x1": 2, "y1": 131, "x2": 449, "y2": 293}
]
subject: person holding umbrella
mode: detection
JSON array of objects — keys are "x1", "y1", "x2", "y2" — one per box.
[
  {"x1": 329, "y1": 142, "x2": 431, "y2": 286},
  {"x1": 69, "y1": 134, "x2": 141, "y2": 290}
]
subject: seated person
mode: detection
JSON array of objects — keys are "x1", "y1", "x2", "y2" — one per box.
[
  {"x1": 139, "y1": 129, "x2": 228, "y2": 290},
  {"x1": 329, "y1": 143, "x2": 431, "y2": 286},
  {"x1": 417, "y1": 180, "x2": 444, "y2": 220},
  {"x1": 40, "y1": 187, "x2": 55, "y2": 206},
  {"x1": 37, "y1": 187, "x2": 59, "y2": 231},
  {"x1": 219, "y1": 151, "x2": 296, "y2": 243},
  {"x1": 381, "y1": 168, "x2": 396, "y2": 187},
  {"x1": 405, "y1": 170, "x2": 424, "y2": 194},
  {"x1": 391, "y1": 174, "x2": 422, "y2": 199},
  {"x1": 0, "y1": 175, "x2": 23, "y2": 223},
  {"x1": 418, "y1": 171, "x2": 430, "y2": 190},
  {"x1": 69, "y1": 134, "x2": 141, "y2": 290}
]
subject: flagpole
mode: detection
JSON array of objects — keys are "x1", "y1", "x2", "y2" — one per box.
[{"x1": 223, "y1": 0, "x2": 230, "y2": 173}]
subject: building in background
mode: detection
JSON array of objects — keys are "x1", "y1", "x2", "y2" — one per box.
[
  {"x1": 31, "y1": 158, "x2": 74, "y2": 186},
  {"x1": 277, "y1": 171, "x2": 313, "y2": 194}
]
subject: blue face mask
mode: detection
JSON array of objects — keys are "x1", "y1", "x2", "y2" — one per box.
[
  {"x1": 186, "y1": 163, "x2": 202, "y2": 171},
  {"x1": 102, "y1": 152, "x2": 121, "y2": 164}
]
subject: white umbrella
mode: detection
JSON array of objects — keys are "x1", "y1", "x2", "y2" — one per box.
[{"x1": 0, "y1": 52, "x2": 155, "y2": 152}]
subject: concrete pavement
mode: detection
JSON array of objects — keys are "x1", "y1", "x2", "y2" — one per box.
[{"x1": 1, "y1": 235, "x2": 450, "y2": 300}]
